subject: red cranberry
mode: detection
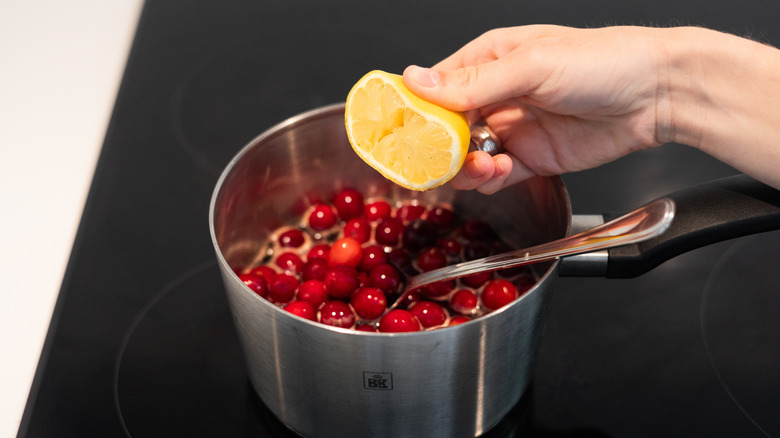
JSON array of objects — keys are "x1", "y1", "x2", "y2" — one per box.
[
  {"x1": 398, "y1": 289, "x2": 422, "y2": 309},
  {"x1": 386, "y1": 247, "x2": 411, "y2": 268},
  {"x1": 275, "y1": 252, "x2": 303, "y2": 275},
  {"x1": 333, "y1": 188, "x2": 364, "y2": 220},
  {"x1": 249, "y1": 265, "x2": 277, "y2": 283},
  {"x1": 415, "y1": 247, "x2": 447, "y2": 272},
  {"x1": 438, "y1": 237, "x2": 462, "y2": 257},
  {"x1": 377, "y1": 309, "x2": 421, "y2": 333},
  {"x1": 238, "y1": 273, "x2": 269, "y2": 299},
  {"x1": 355, "y1": 324, "x2": 377, "y2": 332},
  {"x1": 449, "y1": 315, "x2": 471, "y2": 326},
  {"x1": 284, "y1": 300, "x2": 316, "y2": 321},
  {"x1": 462, "y1": 219, "x2": 495, "y2": 240},
  {"x1": 397, "y1": 204, "x2": 426, "y2": 223},
  {"x1": 364, "y1": 200, "x2": 392, "y2": 222},
  {"x1": 402, "y1": 219, "x2": 438, "y2": 252},
  {"x1": 461, "y1": 270, "x2": 492, "y2": 289},
  {"x1": 463, "y1": 240, "x2": 491, "y2": 261},
  {"x1": 306, "y1": 244, "x2": 330, "y2": 261},
  {"x1": 319, "y1": 300, "x2": 356, "y2": 328},
  {"x1": 375, "y1": 217, "x2": 403, "y2": 246},
  {"x1": 343, "y1": 217, "x2": 371, "y2": 243},
  {"x1": 450, "y1": 289, "x2": 478, "y2": 315},
  {"x1": 323, "y1": 265, "x2": 360, "y2": 299},
  {"x1": 481, "y1": 279, "x2": 518, "y2": 311},
  {"x1": 421, "y1": 280, "x2": 455, "y2": 299},
  {"x1": 350, "y1": 287, "x2": 388, "y2": 320},
  {"x1": 278, "y1": 228, "x2": 305, "y2": 248},
  {"x1": 367, "y1": 263, "x2": 401, "y2": 295},
  {"x1": 328, "y1": 237, "x2": 363, "y2": 268},
  {"x1": 297, "y1": 280, "x2": 329, "y2": 308},
  {"x1": 425, "y1": 206, "x2": 455, "y2": 229},
  {"x1": 308, "y1": 204, "x2": 337, "y2": 230},
  {"x1": 302, "y1": 258, "x2": 329, "y2": 281},
  {"x1": 359, "y1": 245, "x2": 387, "y2": 272},
  {"x1": 409, "y1": 301, "x2": 448, "y2": 328},
  {"x1": 269, "y1": 273, "x2": 299, "y2": 304}
]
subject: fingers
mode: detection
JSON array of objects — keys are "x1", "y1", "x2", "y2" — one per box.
[{"x1": 450, "y1": 151, "x2": 534, "y2": 194}]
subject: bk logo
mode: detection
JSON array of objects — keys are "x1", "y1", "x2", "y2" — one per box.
[{"x1": 363, "y1": 372, "x2": 393, "y2": 390}]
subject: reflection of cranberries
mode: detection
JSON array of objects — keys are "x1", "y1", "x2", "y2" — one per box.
[
  {"x1": 238, "y1": 273, "x2": 269, "y2": 299},
  {"x1": 323, "y1": 265, "x2": 360, "y2": 298},
  {"x1": 481, "y1": 279, "x2": 518, "y2": 311},
  {"x1": 308, "y1": 204, "x2": 337, "y2": 230},
  {"x1": 319, "y1": 301, "x2": 356, "y2": 328},
  {"x1": 378, "y1": 309, "x2": 421, "y2": 333},
  {"x1": 409, "y1": 301, "x2": 448, "y2": 328},
  {"x1": 333, "y1": 188, "x2": 364, "y2": 220},
  {"x1": 350, "y1": 287, "x2": 388, "y2": 320},
  {"x1": 285, "y1": 300, "x2": 316, "y2": 321}
]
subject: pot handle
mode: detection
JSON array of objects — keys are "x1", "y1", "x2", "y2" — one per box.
[{"x1": 599, "y1": 174, "x2": 780, "y2": 278}]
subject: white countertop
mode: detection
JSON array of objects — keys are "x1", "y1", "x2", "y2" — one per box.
[{"x1": 0, "y1": 2, "x2": 143, "y2": 436}]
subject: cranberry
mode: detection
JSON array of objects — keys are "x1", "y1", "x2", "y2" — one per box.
[
  {"x1": 481, "y1": 279, "x2": 518, "y2": 311},
  {"x1": 367, "y1": 263, "x2": 401, "y2": 295},
  {"x1": 377, "y1": 309, "x2": 421, "y2": 333},
  {"x1": 328, "y1": 237, "x2": 363, "y2": 268},
  {"x1": 359, "y1": 245, "x2": 387, "y2": 272},
  {"x1": 364, "y1": 200, "x2": 392, "y2": 222},
  {"x1": 355, "y1": 324, "x2": 377, "y2": 332},
  {"x1": 462, "y1": 219, "x2": 495, "y2": 240},
  {"x1": 461, "y1": 270, "x2": 492, "y2": 289},
  {"x1": 319, "y1": 300, "x2": 356, "y2": 328},
  {"x1": 269, "y1": 273, "x2": 299, "y2": 304},
  {"x1": 421, "y1": 280, "x2": 455, "y2": 299},
  {"x1": 275, "y1": 252, "x2": 303, "y2": 275},
  {"x1": 450, "y1": 289, "x2": 478, "y2": 315},
  {"x1": 375, "y1": 217, "x2": 403, "y2": 246},
  {"x1": 350, "y1": 287, "x2": 388, "y2": 320},
  {"x1": 238, "y1": 273, "x2": 269, "y2": 299},
  {"x1": 249, "y1": 265, "x2": 277, "y2": 283},
  {"x1": 425, "y1": 206, "x2": 455, "y2": 229},
  {"x1": 308, "y1": 204, "x2": 337, "y2": 230},
  {"x1": 285, "y1": 300, "x2": 316, "y2": 321},
  {"x1": 402, "y1": 219, "x2": 438, "y2": 252},
  {"x1": 333, "y1": 188, "x2": 365, "y2": 220},
  {"x1": 409, "y1": 301, "x2": 448, "y2": 328},
  {"x1": 415, "y1": 247, "x2": 447, "y2": 272},
  {"x1": 463, "y1": 240, "x2": 491, "y2": 261},
  {"x1": 278, "y1": 228, "x2": 305, "y2": 248},
  {"x1": 323, "y1": 265, "x2": 360, "y2": 299},
  {"x1": 297, "y1": 280, "x2": 329, "y2": 308},
  {"x1": 386, "y1": 247, "x2": 411, "y2": 268},
  {"x1": 449, "y1": 315, "x2": 471, "y2": 326},
  {"x1": 397, "y1": 204, "x2": 426, "y2": 223},
  {"x1": 438, "y1": 237, "x2": 462, "y2": 258},
  {"x1": 302, "y1": 257, "x2": 329, "y2": 281},
  {"x1": 307, "y1": 244, "x2": 330, "y2": 261},
  {"x1": 343, "y1": 217, "x2": 371, "y2": 243},
  {"x1": 398, "y1": 289, "x2": 422, "y2": 309}
]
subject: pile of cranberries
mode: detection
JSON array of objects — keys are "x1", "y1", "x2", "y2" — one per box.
[{"x1": 233, "y1": 188, "x2": 537, "y2": 333}]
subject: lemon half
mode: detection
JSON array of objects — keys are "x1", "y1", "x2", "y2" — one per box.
[{"x1": 345, "y1": 70, "x2": 470, "y2": 191}]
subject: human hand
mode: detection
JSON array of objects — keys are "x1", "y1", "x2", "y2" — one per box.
[{"x1": 403, "y1": 25, "x2": 671, "y2": 194}]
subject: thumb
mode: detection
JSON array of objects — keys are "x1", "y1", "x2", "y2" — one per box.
[{"x1": 403, "y1": 62, "x2": 526, "y2": 112}]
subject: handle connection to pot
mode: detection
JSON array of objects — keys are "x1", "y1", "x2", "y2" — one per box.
[{"x1": 560, "y1": 174, "x2": 780, "y2": 278}]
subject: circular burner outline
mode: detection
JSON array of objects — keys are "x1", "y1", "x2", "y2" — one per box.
[
  {"x1": 700, "y1": 234, "x2": 776, "y2": 438},
  {"x1": 112, "y1": 259, "x2": 218, "y2": 437}
]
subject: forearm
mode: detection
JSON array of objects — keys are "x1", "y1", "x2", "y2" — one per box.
[{"x1": 661, "y1": 27, "x2": 780, "y2": 188}]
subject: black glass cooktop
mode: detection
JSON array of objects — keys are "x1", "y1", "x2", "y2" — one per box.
[{"x1": 19, "y1": 1, "x2": 780, "y2": 437}]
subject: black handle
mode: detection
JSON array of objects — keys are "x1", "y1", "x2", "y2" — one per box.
[{"x1": 605, "y1": 174, "x2": 780, "y2": 278}]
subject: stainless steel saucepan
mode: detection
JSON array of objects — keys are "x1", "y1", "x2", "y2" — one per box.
[{"x1": 209, "y1": 103, "x2": 780, "y2": 438}]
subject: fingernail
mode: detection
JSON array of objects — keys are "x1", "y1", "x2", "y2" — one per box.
[
  {"x1": 464, "y1": 156, "x2": 483, "y2": 179},
  {"x1": 409, "y1": 65, "x2": 440, "y2": 87}
]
